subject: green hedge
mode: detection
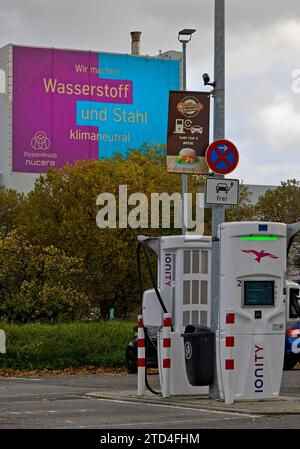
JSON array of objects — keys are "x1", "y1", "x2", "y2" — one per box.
[{"x1": 0, "y1": 321, "x2": 134, "y2": 370}]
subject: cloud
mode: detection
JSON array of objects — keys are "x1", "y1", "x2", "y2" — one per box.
[
  {"x1": 255, "y1": 98, "x2": 300, "y2": 151},
  {"x1": 227, "y1": 0, "x2": 300, "y2": 33},
  {"x1": 223, "y1": 17, "x2": 300, "y2": 184},
  {"x1": 227, "y1": 19, "x2": 300, "y2": 83}
]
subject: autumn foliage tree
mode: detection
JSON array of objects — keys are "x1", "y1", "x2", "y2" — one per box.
[
  {"x1": 13, "y1": 147, "x2": 203, "y2": 319},
  {"x1": 255, "y1": 179, "x2": 300, "y2": 273},
  {"x1": 0, "y1": 185, "x2": 23, "y2": 240},
  {"x1": 0, "y1": 147, "x2": 299, "y2": 322},
  {"x1": 255, "y1": 179, "x2": 300, "y2": 224},
  {"x1": 0, "y1": 235, "x2": 91, "y2": 323}
]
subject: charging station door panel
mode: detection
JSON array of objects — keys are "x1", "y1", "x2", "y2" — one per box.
[
  {"x1": 218, "y1": 222, "x2": 287, "y2": 400},
  {"x1": 219, "y1": 332, "x2": 285, "y2": 400}
]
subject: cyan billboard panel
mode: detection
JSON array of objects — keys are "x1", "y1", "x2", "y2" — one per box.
[{"x1": 76, "y1": 53, "x2": 180, "y2": 158}]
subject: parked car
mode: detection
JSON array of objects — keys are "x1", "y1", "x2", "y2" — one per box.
[
  {"x1": 284, "y1": 322, "x2": 300, "y2": 369},
  {"x1": 291, "y1": 278, "x2": 300, "y2": 286},
  {"x1": 125, "y1": 327, "x2": 158, "y2": 374}
]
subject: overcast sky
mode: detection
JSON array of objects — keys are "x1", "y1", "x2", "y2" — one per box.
[{"x1": 1, "y1": 0, "x2": 300, "y2": 186}]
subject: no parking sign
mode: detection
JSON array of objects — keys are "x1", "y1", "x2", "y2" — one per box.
[{"x1": 205, "y1": 139, "x2": 239, "y2": 175}]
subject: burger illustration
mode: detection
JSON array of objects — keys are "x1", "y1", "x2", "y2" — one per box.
[
  {"x1": 175, "y1": 148, "x2": 200, "y2": 167},
  {"x1": 177, "y1": 96, "x2": 203, "y2": 118}
]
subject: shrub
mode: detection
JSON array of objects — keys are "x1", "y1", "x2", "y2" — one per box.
[
  {"x1": 0, "y1": 237, "x2": 91, "y2": 323},
  {"x1": 0, "y1": 321, "x2": 134, "y2": 370}
]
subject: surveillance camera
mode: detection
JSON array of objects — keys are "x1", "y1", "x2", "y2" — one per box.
[
  {"x1": 202, "y1": 73, "x2": 210, "y2": 85},
  {"x1": 202, "y1": 73, "x2": 215, "y2": 89}
]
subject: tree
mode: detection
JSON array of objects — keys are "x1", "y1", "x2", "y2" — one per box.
[
  {"x1": 225, "y1": 183, "x2": 256, "y2": 222},
  {"x1": 0, "y1": 186, "x2": 23, "y2": 240},
  {"x1": 255, "y1": 179, "x2": 300, "y2": 223},
  {"x1": 255, "y1": 179, "x2": 300, "y2": 274},
  {"x1": 0, "y1": 234, "x2": 91, "y2": 323},
  {"x1": 16, "y1": 147, "x2": 203, "y2": 317}
]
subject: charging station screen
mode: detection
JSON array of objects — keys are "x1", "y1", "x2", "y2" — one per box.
[{"x1": 244, "y1": 281, "x2": 274, "y2": 306}]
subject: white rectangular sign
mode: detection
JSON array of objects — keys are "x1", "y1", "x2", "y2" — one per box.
[{"x1": 205, "y1": 178, "x2": 239, "y2": 205}]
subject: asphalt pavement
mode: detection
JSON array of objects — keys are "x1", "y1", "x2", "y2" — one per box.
[{"x1": 0, "y1": 370, "x2": 299, "y2": 429}]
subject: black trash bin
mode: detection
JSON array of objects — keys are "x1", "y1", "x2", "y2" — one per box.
[{"x1": 182, "y1": 325, "x2": 214, "y2": 386}]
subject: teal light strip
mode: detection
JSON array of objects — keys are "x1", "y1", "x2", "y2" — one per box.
[{"x1": 240, "y1": 236, "x2": 278, "y2": 241}]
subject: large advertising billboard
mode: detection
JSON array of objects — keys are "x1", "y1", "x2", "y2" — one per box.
[{"x1": 12, "y1": 46, "x2": 180, "y2": 173}]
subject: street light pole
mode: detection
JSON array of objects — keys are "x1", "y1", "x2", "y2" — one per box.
[
  {"x1": 178, "y1": 29, "x2": 196, "y2": 235},
  {"x1": 182, "y1": 41, "x2": 187, "y2": 235},
  {"x1": 209, "y1": 0, "x2": 225, "y2": 399},
  {"x1": 182, "y1": 41, "x2": 187, "y2": 90}
]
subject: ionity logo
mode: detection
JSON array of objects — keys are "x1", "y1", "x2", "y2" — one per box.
[{"x1": 241, "y1": 249, "x2": 278, "y2": 263}]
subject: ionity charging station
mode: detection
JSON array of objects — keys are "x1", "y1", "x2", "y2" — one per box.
[
  {"x1": 217, "y1": 222, "x2": 287, "y2": 402},
  {"x1": 137, "y1": 222, "x2": 300, "y2": 403},
  {"x1": 138, "y1": 234, "x2": 212, "y2": 396}
]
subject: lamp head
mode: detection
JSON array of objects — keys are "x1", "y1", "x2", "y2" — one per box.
[{"x1": 178, "y1": 29, "x2": 196, "y2": 43}]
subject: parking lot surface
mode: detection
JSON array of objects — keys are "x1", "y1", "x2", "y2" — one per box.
[{"x1": 0, "y1": 370, "x2": 299, "y2": 429}]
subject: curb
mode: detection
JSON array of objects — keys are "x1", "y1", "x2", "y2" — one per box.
[{"x1": 85, "y1": 392, "x2": 300, "y2": 416}]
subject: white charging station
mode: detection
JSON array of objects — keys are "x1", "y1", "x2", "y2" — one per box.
[
  {"x1": 140, "y1": 234, "x2": 212, "y2": 396},
  {"x1": 217, "y1": 222, "x2": 287, "y2": 402},
  {"x1": 138, "y1": 222, "x2": 300, "y2": 401}
]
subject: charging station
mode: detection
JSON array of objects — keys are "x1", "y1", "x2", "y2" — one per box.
[
  {"x1": 137, "y1": 222, "x2": 300, "y2": 401},
  {"x1": 217, "y1": 222, "x2": 287, "y2": 402},
  {"x1": 138, "y1": 234, "x2": 212, "y2": 396}
]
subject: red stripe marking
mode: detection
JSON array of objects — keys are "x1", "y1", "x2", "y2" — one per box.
[
  {"x1": 163, "y1": 359, "x2": 171, "y2": 368},
  {"x1": 163, "y1": 338, "x2": 171, "y2": 348},
  {"x1": 225, "y1": 359, "x2": 234, "y2": 370},
  {"x1": 138, "y1": 339, "x2": 145, "y2": 348},
  {"x1": 138, "y1": 319, "x2": 143, "y2": 328},
  {"x1": 226, "y1": 336, "x2": 235, "y2": 347},
  {"x1": 138, "y1": 358, "x2": 145, "y2": 367},
  {"x1": 163, "y1": 317, "x2": 172, "y2": 327},
  {"x1": 226, "y1": 313, "x2": 235, "y2": 324}
]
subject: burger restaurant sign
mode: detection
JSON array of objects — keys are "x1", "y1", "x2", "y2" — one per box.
[{"x1": 167, "y1": 91, "x2": 210, "y2": 174}]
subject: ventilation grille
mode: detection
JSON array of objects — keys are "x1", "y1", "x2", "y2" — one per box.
[{"x1": 182, "y1": 249, "x2": 210, "y2": 327}]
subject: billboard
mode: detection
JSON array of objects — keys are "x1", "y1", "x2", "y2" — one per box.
[
  {"x1": 12, "y1": 46, "x2": 180, "y2": 173},
  {"x1": 167, "y1": 91, "x2": 210, "y2": 174}
]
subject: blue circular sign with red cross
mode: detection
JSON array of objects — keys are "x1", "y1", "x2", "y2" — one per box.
[{"x1": 205, "y1": 139, "x2": 239, "y2": 175}]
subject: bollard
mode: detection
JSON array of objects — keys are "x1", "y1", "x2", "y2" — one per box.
[
  {"x1": 137, "y1": 315, "x2": 145, "y2": 396},
  {"x1": 224, "y1": 309, "x2": 235, "y2": 404},
  {"x1": 0, "y1": 330, "x2": 5, "y2": 354},
  {"x1": 162, "y1": 313, "x2": 172, "y2": 398}
]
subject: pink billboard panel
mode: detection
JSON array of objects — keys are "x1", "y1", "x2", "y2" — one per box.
[{"x1": 12, "y1": 46, "x2": 180, "y2": 173}]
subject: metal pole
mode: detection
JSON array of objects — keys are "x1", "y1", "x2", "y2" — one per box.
[
  {"x1": 182, "y1": 41, "x2": 187, "y2": 235},
  {"x1": 209, "y1": 0, "x2": 225, "y2": 399},
  {"x1": 182, "y1": 41, "x2": 187, "y2": 90}
]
